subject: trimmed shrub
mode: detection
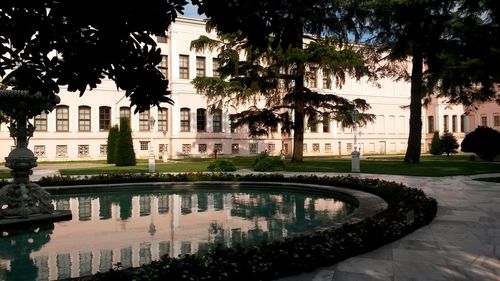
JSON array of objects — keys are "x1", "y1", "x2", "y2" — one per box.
[
  {"x1": 429, "y1": 131, "x2": 442, "y2": 155},
  {"x1": 115, "y1": 117, "x2": 136, "y2": 166},
  {"x1": 106, "y1": 125, "x2": 119, "y2": 164},
  {"x1": 253, "y1": 151, "x2": 269, "y2": 167},
  {"x1": 440, "y1": 132, "x2": 459, "y2": 156},
  {"x1": 254, "y1": 156, "x2": 285, "y2": 171},
  {"x1": 461, "y1": 126, "x2": 500, "y2": 161},
  {"x1": 207, "y1": 159, "x2": 236, "y2": 172}
]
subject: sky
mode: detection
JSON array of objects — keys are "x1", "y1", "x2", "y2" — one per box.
[{"x1": 183, "y1": 3, "x2": 205, "y2": 19}]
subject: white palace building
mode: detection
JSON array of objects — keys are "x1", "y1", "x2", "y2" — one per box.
[{"x1": 0, "y1": 16, "x2": 499, "y2": 161}]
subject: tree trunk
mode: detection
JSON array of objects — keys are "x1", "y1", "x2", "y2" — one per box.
[
  {"x1": 404, "y1": 47, "x2": 424, "y2": 164},
  {"x1": 291, "y1": 58, "x2": 306, "y2": 163}
]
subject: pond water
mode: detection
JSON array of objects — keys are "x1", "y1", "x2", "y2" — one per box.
[{"x1": 0, "y1": 184, "x2": 356, "y2": 281}]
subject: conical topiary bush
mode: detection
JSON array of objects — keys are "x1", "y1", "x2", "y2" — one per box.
[{"x1": 115, "y1": 117, "x2": 136, "y2": 166}]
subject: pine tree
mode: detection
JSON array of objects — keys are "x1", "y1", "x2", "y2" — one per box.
[
  {"x1": 430, "y1": 131, "x2": 442, "y2": 156},
  {"x1": 106, "y1": 125, "x2": 119, "y2": 164},
  {"x1": 440, "y1": 131, "x2": 459, "y2": 156},
  {"x1": 115, "y1": 118, "x2": 136, "y2": 166}
]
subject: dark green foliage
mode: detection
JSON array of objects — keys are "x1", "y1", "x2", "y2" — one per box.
[
  {"x1": 430, "y1": 131, "x2": 442, "y2": 155},
  {"x1": 106, "y1": 125, "x2": 119, "y2": 164},
  {"x1": 37, "y1": 173, "x2": 436, "y2": 281},
  {"x1": 253, "y1": 156, "x2": 285, "y2": 172},
  {"x1": 207, "y1": 159, "x2": 236, "y2": 172},
  {"x1": 115, "y1": 118, "x2": 136, "y2": 166},
  {"x1": 461, "y1": 126, "x2": 500, "y2": 161},
  {"x1": 0, "y1": 0, "x2": 187, "y2": 111},
  {"x1": 440, "y1": 132, "x2": 459, "y2": 156}
]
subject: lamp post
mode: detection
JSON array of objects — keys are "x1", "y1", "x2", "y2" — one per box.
[
  {"x1": 350, "y1": 109, "x2": 360, "y2": 173},
  {"x1": 149, "y1": 116, "x2": 156, "y2": 173}
]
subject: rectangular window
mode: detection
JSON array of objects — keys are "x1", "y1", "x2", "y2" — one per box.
[
  {"x1": 156, "y1": 35, "x2": 168, "y2": 43},
  {"x1": 443, "y1": 115, "x2": 449, "y2": 132},
  {"x1": 56, "y1": 145, "x2": 68, "y2": 158},
  {"x1": 139, "y1": 110, "x2": 150, "y2": 131},
  {"x1": 159, "y1": 55, "x2": 168, "y2": 78},
  {"x1": 214, "y1": 143, "x2": 222, "y2": 153},
  {"x1": 313, "y1": 143, "x2": 320, "y2": 153},
  {"x1": 198, "y1": 144, "x2": 207, "y2": 153},
  {"x1": 249, "y1": 143, "x2": 258, "y2": 154},
  {"x1": 182, "y1": 144, "x2": 191, "y2": 154},
  {"x1": 309, "y1": 116, "x2": 318, "y2": 133},
  {"x1": 460, "y1": 115, "x2": 465, "y2": 132},
  {"x1": 34, "y1": 145, "x2": 46, "y2": 158},
  {"x1": 99, "y1": 106, "x2": 111, "y2": 131},
  {"x1": 322, "y1": 113, "x2": 330, "y2": 133},
  {"x1": 231, "y1": 144, "x2": 239, "y2": 154},
  {"x1": 325, "y1": 143, "x2": 331, "y2": 152},
  {"x1": 140, "y1": 141, "x2": 150, "y2": 151},
  {"x1": 322, "y1": 69, "x2": 331, "y2": 89},
  {"x1": 452, "y1": 115, "x2": 457, "y2": 132},
  {"x1": 78, "y1": 145, "x2": 89, "y2": 157},
  {"x1": 494, "y1": 115, "x2": 500, "y2": 127},
  {"x1": 428, "y1": 116, "x2": 434, "y2": 133},
  {"x1": 159, "y1": 144, "x2": 168, "y2": 154},
  {"x1": 308, "y1": 67, "x2": 317, "y2": 88},
  {"x1": 180, "y1": 108, "x2": 190, "y2": 132},
  {"x1": 268, "y1": 143, "x2": 275, "y2": 154},
  {"x1": 212, "y1": 109, "x2": 222, "y2": 132},
  {"x1": 100, "y1": 144, "x2": 107, "y2": 156},
  {"x1": 56, "y1": 106, "x2": 69, "y2": 132},
  {"x1": 196, "y1": 56, "x2": 206, "y2": 77},
  {"x1": 179, "y1": 55, "x2": 189, "y2": 79},
  {"x1": 197, "y1": 108, "x2": 206, "y2": 132},
  {"x1": 347, "y1": 143, "x2": 353, "y2": 151},
  {"x1": 158, "y1": 107, "x2": 168, "y2": 132},
  {"x1": 79, "y1": 106, "x2": 91, "y2": 132},
  {"x1": 120, "y1": 107, "x2": 131, "y2": 121},
  {"x1": 34, "y1": 112, "x2": 48, "y2": 132},
  {"x1": 481, "y1": 116, "x2": 487, "y2": 126},
  {"x1": 212, "y1": 58, "x2": 220, "y2": 78}
]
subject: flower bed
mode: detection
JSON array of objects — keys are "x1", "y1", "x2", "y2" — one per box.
[{"x1": 36, "y1": 173, "x2": 436, "y2": 280}]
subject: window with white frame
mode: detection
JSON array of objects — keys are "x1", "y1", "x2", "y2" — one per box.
[
  {"x1": 494, "y1": 115, "x2": 500, "y2": 127},
  {"x1": 322, "y1": 113, "x2": 330, "y2": 133},
  {"x1": 322, "y1": 69, "x2": 331, "y2": 89},
  {"x1": 428, "y1": 116, "x2": 434, "y2": 133},
  {"x1": 197, "y1": 108, "x2": 206, "y2": 132},
  {"x1": 481, "y1": 116, "x2": 487, "y2": 126},
  {"x1": 159, "y1": 55, "x2": 168, "y2": 78},
  {"x1": 325, "y1": 143, "x2": 331, "y2": 152},
  {"x1": 307, "y1": 67, "x2": 317, "y2": 88},
  {"x1": 452, "y1": 115, "x2": 457, "y2": 132},
  {"x1": 159, "y1": 144, "x2": 168, "y2": 154},
  {"x1": 443, "y1": 115, "x2": 449, "y2": 132},
  {"x1": 212, "y1": 58, "x2": 220, "y2": 78},
  {"x1": 120, "y1": 107, "x2": 131, "y2": 125},
  {"x1": 268, "y1": 143, "x2": 275, "y2": 154},
  {"x1": 78, "y1": 106, "x2": 91, "y2": 132}
]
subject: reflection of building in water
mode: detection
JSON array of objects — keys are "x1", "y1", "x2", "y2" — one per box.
[{"x1": 11, "y1": 192, "x2": 349, "y2": 280}]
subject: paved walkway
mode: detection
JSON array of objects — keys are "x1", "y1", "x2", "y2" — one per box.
[
  {"x1": 16, "y1": 168, "x2": 500, "y2": 280},
  {"x1": 277, "y1": 172, "x2": 500, "y2": 281}
]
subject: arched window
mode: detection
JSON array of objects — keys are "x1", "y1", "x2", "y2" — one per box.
[
  {"x1": 196, "y1": 108, "x2": 206, "y2": 132},
  {"x1": 180, "y1": 108, "x2": 191, "y2": 132},
  {"x1": 158, "y1": 107, "x2": 168, "y2": 132},
  {"x1": 212, "y1": 109, "x2": 222, "y2": 132},
  {"x1": 78, "y1": 106, "x2": 91, "y2": 132},
  {"x1": 139, "y1": 109, "x2": 150, "y2": 131},
  {"x1": 99, "y1": 106, "x2": 111, "y2": 131},
  {"x1": 34, "y1": 112, "x2": 48, "y2": 132}
]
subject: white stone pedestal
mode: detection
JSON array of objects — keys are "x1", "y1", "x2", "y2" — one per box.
[{"x1": 351, "y1": 150, "x2": 360, "y2": 173}]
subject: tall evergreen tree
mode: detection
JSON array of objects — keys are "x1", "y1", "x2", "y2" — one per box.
[
  {"x1": 106, "y1": 125, "x2": 119, "y2": 164},
  {"x1": 191, "y1": 1, "x2": 374, "y2": 162},
  {"x1": 430, "y1": 131, "x2": 442, "y2": 156},
  {"x1": 115, "y1": 118, "x2": 136, "y2": 166},
  {"x1": 440, "y1": 131, "x2": 459, "y2": 156}
]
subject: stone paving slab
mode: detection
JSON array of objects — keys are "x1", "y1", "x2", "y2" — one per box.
[{"x1": 277, "y1": 172, "x2": 500, "y2": 281}]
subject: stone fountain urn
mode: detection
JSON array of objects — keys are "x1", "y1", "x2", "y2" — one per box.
[{"x1": 0, "y1": 90, "x2": 71, "y2": 226}]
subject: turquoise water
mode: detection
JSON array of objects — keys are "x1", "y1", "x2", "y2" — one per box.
[{"x1": 0, "y1": 185, "x2": 355, "y2": 280}]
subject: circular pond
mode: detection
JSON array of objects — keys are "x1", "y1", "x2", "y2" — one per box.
[{"x1": 0, "y1": 182, "x2": 358, "y2": 281}]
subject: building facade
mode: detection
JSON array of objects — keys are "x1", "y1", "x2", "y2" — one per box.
[{"x1": 0, "y1": 16, "x2": 498, "y2": 161}]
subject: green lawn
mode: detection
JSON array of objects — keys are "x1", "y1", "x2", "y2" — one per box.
[{"x1": 54, "y1": 155, "x2": 500, "y2": 177}]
